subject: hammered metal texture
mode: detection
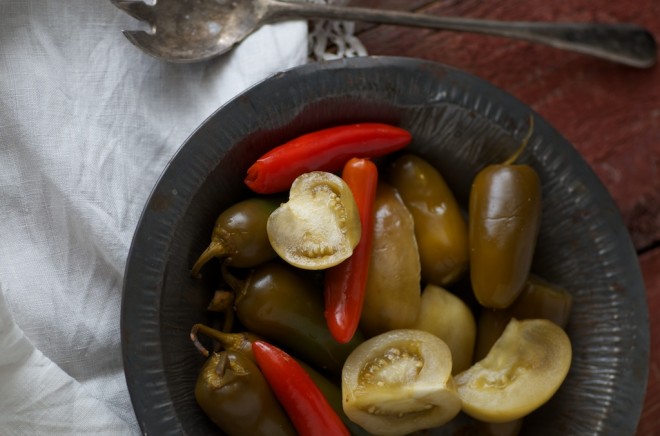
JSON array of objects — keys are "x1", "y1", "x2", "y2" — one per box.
[{"x1": 121, "y1": 56, "x2": 649, "y2": 436}]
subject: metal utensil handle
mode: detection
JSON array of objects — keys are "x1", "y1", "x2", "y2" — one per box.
[{"x1": 268, "y1": 1, "x2": 657, "y2": 68}]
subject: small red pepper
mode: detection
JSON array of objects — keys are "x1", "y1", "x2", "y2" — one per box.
[
  {"x1": 252, "y1": 340, "x2": 350, "y2": 436},
  {"x1": 324, "y1": 158, "x2": 378, "y2": 343},
  {"x1": 244, "y1": 123, "x2": 411, "y2": 194}
]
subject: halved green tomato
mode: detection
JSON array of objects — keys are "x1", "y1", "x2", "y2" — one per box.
[
  {"x1": 267, "y1": 171, "x2": 361, "y2": 270},
  {"x1": 342, "y1": 329, "x2": 461, "y2": 435},
  {"x1": 455, "y1": 318, "x2": 572, "y2": 423},
  {"x1": 474, "y1": 275, "x2": 573, "y2": 361}
]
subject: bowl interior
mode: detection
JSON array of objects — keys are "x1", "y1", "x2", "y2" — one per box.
[{"x1": 122, "y1": 56, "x2": 649, "y2": 435}]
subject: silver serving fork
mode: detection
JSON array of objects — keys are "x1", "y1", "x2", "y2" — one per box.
[{"x1": 111, "y1": 0, "x2": 657, "y2": 67}]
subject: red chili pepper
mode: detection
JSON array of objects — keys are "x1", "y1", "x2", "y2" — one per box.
[
  {"x1": 324, "y1": 158, "x2": 378, "y2": 343},
  {"x1": 244, "y1": 123, "x2": 411, "y2": 194},
  {"x1": 252, "y1": 340, "x2": 350, "y2": 436}
]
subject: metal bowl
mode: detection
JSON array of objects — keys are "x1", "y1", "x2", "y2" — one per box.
[{"x1": 121, "y1": 56, "x2": 649, "y2": 435}]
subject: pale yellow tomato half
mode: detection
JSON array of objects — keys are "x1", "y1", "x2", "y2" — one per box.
[
  {"x1": 342, "y1": 329, "x2": 461, "y2": 435},
  {"x1": 455, "y1": 318, "x2": 572, "y2": 423},
  {"x1": 267, "y1": 171, "x2": 361, "y2": 270}
]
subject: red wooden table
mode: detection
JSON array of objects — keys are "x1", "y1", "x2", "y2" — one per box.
[{"x1": 348, "y1": 1, "x2": 659, "y2": 434}]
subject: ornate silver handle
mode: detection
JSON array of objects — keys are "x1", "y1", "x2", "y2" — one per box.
[{"x1": 268, "y1": 1, "x2": 657, "y2": 68}]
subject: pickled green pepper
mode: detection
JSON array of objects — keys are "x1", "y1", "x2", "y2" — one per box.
[
  {"x1": 191, "y1": 198, "x2": 279, "y2": 277},
  {"x1": 194, "y1": 351, "x2": 296, "y2": 436},
  {"x1": 389, "y1": 154, "x2": 469, "y2": 286},
  {"x1": 191, "y1": 323, "x2": 370, "y2": 435},
  {"x1": 227, "y1": 261, "x2": 364, "y2": 374},
  {"x1": 469, "y1": 120, "x2": 541, "y2": 308}
]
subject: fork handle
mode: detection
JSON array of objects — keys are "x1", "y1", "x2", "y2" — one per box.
[{"x1": 267, "y1": 1, "x2": 657, "y2": 68}]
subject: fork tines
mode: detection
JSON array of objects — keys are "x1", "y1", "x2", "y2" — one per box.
[{"x1": 111, "y1": 0, "x2": 155, "y2": 24}]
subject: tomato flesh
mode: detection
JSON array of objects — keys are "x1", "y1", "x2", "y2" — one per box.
[
  {"x1": 342, "y1": 329, "x2": 461, "y2": 435},
  {"x1": 267, "y1": 171, "x2": 361, "y2": 270},
  {"x1": 455, "y1": 319, "x2": 572, "y2": 423}
]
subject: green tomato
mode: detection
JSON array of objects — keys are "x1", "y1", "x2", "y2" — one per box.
[
  {"x1": 413, "y1": 284, "x2": 477, "y2": 374},
  {"x1": 455, "y1": 319, "x2": 572, "y2": 423},
  {"x1": 267, "y1": 171, "x2": 361, "y2": 270},
  {"x1": 342, "y1": 329, "x2": 461, "y2": 435}
]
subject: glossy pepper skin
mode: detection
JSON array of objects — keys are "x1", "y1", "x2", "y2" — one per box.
[
  {"x1": 253, "y1": 341, "x2": 350, "y2": 436},
  {"x1": 191, "y1": 198, "x2": 278, "y2": 277},
  {"x1": 469, "y1": 146, "x2": 541, "y2": 308},
  {"x1": 325, "y1": 158, "x2": 378, "y2": 344},
  {"x1": 228, "y1": 261, "x2": 364, "y2": 374},
  {"x1": 194, "y1": 351, "x2": 296, "y2": 436},
  {"x1": 191, "y1": 324, "x2": 259, "y2": 359},
  {"x1": 302, "y1": 361, "x2": 372, "y2": 436},
  {"x1": 388, "y1": 154, "x2": 469, "y2": 286},
  {"x1": 245, "y1": 123, "x2": 411, "y2": 194},
  {"x1": 190, "y1": 324, "x2": 370, "y2": 435},
  {"x1": 360, "y1": 183, "x2": 421, "y2": 337}
]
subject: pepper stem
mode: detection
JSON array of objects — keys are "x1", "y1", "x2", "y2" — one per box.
[
  {"x1": 222, "y1": 306, "x2": 235, "y2": 333},
  {"x1": 221, "y1": 261, "x2": 245, "y2": 293},
  {"x1": 215, "y1": 352, "x2": 229, "y2": 379},
  {"x1": 191, "y1": 241, "x2": 227, "y2": 278},
  {"x1": 191, "y1": 324, "x2": 212, "y2": 357},
  {"x1": 191, "y1": 323, "x2": 246, "y2": 358},
  {"x1": 207, "y1": 290, "x2": 234, "y2": 312},
  {"x1": 502, "y1": 115, "x2": 535, "y2": 166},
  {"x1": 206, "y1": 290, "x2": 236, "y2": 334}
]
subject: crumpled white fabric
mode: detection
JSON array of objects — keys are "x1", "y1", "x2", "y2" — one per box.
[{"x1": 0, "y1": 0, "x2": 307, "y2": 434}]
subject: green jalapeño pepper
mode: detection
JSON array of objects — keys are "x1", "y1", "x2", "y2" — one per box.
[
  {"x1": 469, "y1": 121, "x2": 541, "y2": 308},
  {"x1": 191, "y1": 324, "x2": 370, "y2": 436},
  {"x1": 226, "y1": 261, "x2": 364, "y2": 374},
  {"x1": 191, "y1": 198, "x2": 279, "y2": 277},
  {"x1": 360, "y1": 183, "x2": 422, "y2": 337},
  {"x1": 191, "y1": 324, "x2": 259, "y2": 359},
  {"x1": 388, "y1": 154, "x2": 469, "y2": 286},
  {"x1": 194, "y1": 351, "x2": 296, "y2": 436}
]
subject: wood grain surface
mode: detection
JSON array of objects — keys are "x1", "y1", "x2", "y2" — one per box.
[{"x1": 346, "y1": 1, "x2": 660, "y2": 434}]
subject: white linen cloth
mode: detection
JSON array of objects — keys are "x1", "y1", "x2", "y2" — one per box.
[{"x1": 0, "y1": 0, "x2": 308, "y2": 434}]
